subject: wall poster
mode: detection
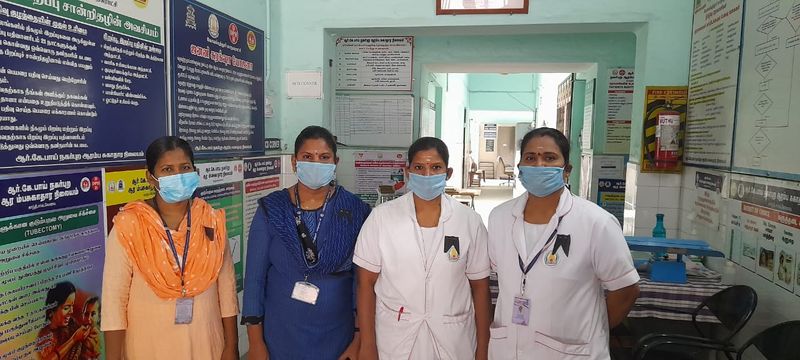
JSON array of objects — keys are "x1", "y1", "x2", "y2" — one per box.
[
  {"x1": 171, "y1": 0, "x2": 265, "y2": 156},
  {"x1": 0, "y1": 0, "x2": 167, "y2": 172},
  {"x1": 684, "y1": 0, "x2": 742, "y2": 168},
  {"x1": 0, "y1": 169, "x2": 105, "y2": 359},
  {"x1": 353, "y1": 151, "x2": 407, "y2": 206},
  {"x1": 195, "y1": 160, "x2": 245, "y2": 290},
  {"x1": 606, "y1": 67, "x2": 634, "y2": 154}
]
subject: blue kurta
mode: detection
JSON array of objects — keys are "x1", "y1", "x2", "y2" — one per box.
[{"x1": 242, "y1": 186, "x2": 371, "y2": 360}]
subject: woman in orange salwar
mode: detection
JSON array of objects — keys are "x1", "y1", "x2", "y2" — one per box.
[{"x1": 100, "y1": 136, "x2": 239, "y2": 360}]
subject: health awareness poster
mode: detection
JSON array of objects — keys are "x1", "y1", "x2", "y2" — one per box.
[
  {"x1": 170, "y1": 0, "x2": 265, "y2": 156},
  {"x1": 195, "y1": 160, "x2": 244, "y2": 291},
  {"x1": 0, "y1": 169, "x2": 105, "y2": 359},
  {"x1": 0, "y1": 0, "x2": 167, "y2": 171}
]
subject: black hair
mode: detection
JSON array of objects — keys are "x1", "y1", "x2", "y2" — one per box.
[
  {"x1": 45, "y1": 282, "x2": 76, "y2": 320},
  {"x1": 294, "y1": 126, "x2": 337, "y2": 156},
  {"x1": 145, "y1": 136, "x2": 195, "y2": 173},
  {"x1": 83, "y1": 296, "x2": 99, "y2": 311},
  {"x1": 408, "y1": 137, "x2": 449, "y2": 166},
  {"x1": 519, "y1": 127, "x2": 570, "y2": 165}
]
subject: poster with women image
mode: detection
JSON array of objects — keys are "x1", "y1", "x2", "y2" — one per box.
[
  {"x1": 35, "y1": 282, "x2": 102, "y2": 360},
  {"x1": 0, "y1": 169, "x2": 105, "y2": 359}
]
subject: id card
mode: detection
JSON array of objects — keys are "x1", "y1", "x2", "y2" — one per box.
[
  {"x1": 511, "y1": 295, "x2": 530, "y2": 326},
  {"x1": 291, "y1": 281, "x2": 320, "y2": 305},
  {"x1": 175, "y1": 297, "x2": 194, "y2": 324}
]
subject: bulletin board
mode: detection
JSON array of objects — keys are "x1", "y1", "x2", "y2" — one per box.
[{"x1": 333, "y1": 95, "x2": 414, "y2": 148}]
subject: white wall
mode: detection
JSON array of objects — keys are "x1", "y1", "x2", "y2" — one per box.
[
  {"x1": 441, "y1": 74, "x2": 470, "y2": 188},
  {"x1": 537, "y1": 73, "x2": 571, "y2": 128}
]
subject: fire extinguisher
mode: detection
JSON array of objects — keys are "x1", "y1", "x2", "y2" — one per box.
[{"x1": 654, "y1": 101, "x2": 680, "y2": 169}]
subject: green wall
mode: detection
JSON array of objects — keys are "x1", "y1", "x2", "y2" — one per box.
[
  {"x1": 269, "y1": 0, "x2": 693, "y2": 152},
  {"x1": 468, "y1": 74, "x2": 538, "y2": 112}
]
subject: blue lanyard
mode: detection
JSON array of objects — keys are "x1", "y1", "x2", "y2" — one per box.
[
  {"x1": 518, "y1": 215, "x2": 564, "y2": 294},
  {"x1": 163, "y1": 205, "x2": 191, "y2": 297},
  {"x1": 294, "y1": 185, "x2": 332, "y2": 244}
]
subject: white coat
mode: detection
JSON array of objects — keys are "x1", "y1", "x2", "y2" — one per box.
[
  {"x1": 354, "y1": 193, "x2": 490, "y2": 360},
  {"x1": 487, "y1": 190, "x2": 638, "y2": 359}
]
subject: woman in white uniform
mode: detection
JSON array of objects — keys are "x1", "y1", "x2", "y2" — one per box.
[
  {"x1": 487, "y1": 128, "x2": 639, "y2": 359},
  {"x1": 355, "y1": 137, "x2": 491, "y2": 360}
]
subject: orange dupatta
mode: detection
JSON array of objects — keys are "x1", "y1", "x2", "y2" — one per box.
[{"x1": 113, "y1": 198, "x2": 227, "y2": 299}]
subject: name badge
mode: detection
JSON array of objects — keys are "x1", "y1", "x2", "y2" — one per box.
[
  {"x1": 175, "y1": 297, "x2": 194, "y2": 324},
  {"x1": 444, "y1": 236, "x2": 460, "y2": 262},
  {"x1": 511, "y1": 295, "x2": 530, "y2": 326},
  {"x1": 291, "y1": 281, "x2": 320, "y2": 305}
]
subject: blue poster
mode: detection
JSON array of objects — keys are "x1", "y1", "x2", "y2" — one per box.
[
  {"x1": 170, "y1": 0, "x2": 265, "y2": 156},
  {"x1": 597, "y1": 178, "x2": 625, "y2": 225},
  {"x1": 0, "y1": 0, "x2": 167, "y2": 172}
]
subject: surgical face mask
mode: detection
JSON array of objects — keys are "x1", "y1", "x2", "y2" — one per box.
[
  {"x1": 408, "y1": 173, "x2": 447, "y2": 201},
  {"x1": 519, "y1": 166, "x2": 565, "y2": 197},
  {"x1": 296, "y1": 161, "x2": 336, "y2": 189},
  {"x1": 152, "y1": 172, "x2": 200, "y2": 203}
]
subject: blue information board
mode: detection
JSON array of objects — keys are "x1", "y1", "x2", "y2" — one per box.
[
  {"x1": 170, "y1": 0, "x2": 265, "y2": 156},
  {"x1": 0, "y1": 0, "x2": 167, "y2": 172}
]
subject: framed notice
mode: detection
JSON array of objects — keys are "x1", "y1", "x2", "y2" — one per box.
[
  {"x1": 436, "y1": 0, "x2": 529, "y2": 15},
  {"x1": 335, "y1": 36, "x2": 413, "y2": 91}
]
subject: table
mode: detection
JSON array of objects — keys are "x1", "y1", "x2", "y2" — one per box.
[
  {"x1": 629, "y1": 273, "x2": 730, "y2": 323},
  {"x1": 444, "y1": 188, "x2": 481, "y2": 208}
]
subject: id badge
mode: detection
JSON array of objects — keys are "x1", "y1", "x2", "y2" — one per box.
[
  {"x1": 511, "y1": 295, "x2": 530, "y2": 326},
  {"x1": 291, "y1": 281, "x2": 320, "y2": 305},
  {"x1": 175, "y1": 297, "x2": 194, "y2": 324}
]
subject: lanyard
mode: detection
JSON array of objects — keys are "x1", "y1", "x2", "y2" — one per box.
[
  {"x1": 162, "y1": 205, "x2": 191, "y2": 297},
  {"x1": 294, "y1": 185, "x2": 333, "y2": 268},
  {"x1": 517, "y1": 215, "x2": 564, "y2": 295}
]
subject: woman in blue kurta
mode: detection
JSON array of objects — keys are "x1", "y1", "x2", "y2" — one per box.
[{"x1": 242, "y1": 126, "x2": 371, "y2": 360}]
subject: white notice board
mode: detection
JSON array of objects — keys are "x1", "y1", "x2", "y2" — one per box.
[
  {"x1": 733, "y1": 0, "x2": 800, "y2": 179},
  {"x1": 334, "y1": 95, "x2": 414, "y2": 147},
  {"x1": 335, "y1": 36, "x2": 414, "y2": 91},
  {"x1": 684, "y1": 0, "x2": 742, "y2": 168}
]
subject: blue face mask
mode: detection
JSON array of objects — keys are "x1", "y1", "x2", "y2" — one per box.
[
  {"x1": 408, "y1": 173, "x2": 447, "y2": 201},
  {"x1": 296, "y1": 161, "x2": 336, "y2": 189},
  {"x1": 519, "y1": 166, "x2": 566, "y2": 197},
  {"x1": 153, "y1": 172, "x2": 200, "y2": 203}
]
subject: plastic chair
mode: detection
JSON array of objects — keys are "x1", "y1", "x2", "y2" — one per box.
[
  {"x1": 632, "y1": 285, "x2": 758, "y2": 360},
  {"x1": 635, "y1": 320, "x2": 800, "y2": 360}
]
